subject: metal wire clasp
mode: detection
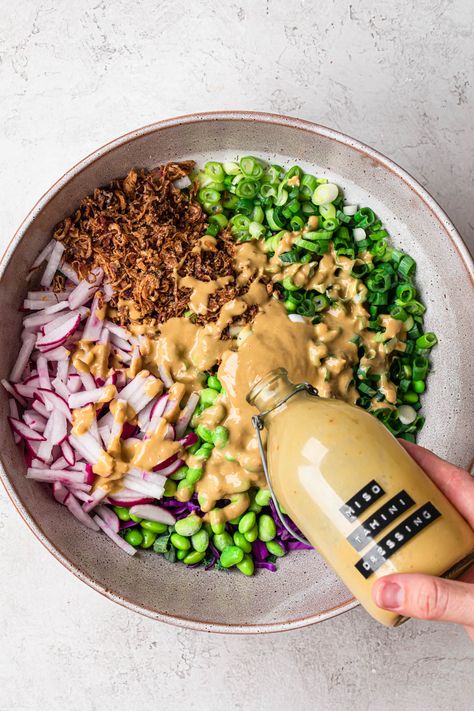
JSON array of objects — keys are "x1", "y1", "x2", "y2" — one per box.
[{"x1": 251, "y1": 382, "x2": 318, "y2": 546}]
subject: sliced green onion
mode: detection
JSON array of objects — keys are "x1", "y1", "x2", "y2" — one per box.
[
  {"x1": 398, "y1": 254, "x2": 416, "y2": 278},
  {"x1": 416, "y1": 332, "x2": 437, "y2": 350},
  {"x1": 204, "y1": 161, "x2": 225, "y2": 181},
  {"x1": 239, "y1": 156, "x2": 264, "y2": 179},
  {"x1": 312, "y1": 183, "x2": 339, "y2": 206},
  {"x1": 199, "y1": 188, "x2": 221, "y2": 204}
]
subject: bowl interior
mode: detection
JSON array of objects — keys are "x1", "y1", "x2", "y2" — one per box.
[{"x1": 1, "y1": 114, "x2": 473, "y2": 632}]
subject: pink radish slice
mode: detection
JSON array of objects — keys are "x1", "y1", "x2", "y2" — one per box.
[
  {"x1": 127, "y1": 467, "x2": 167, "y2": 487},
  {"x1": 50, "y1": 409, "x2": 68, "y2": 446},
  {"x1": 37, "y1": 346, "x2": 69, "y2": 361},
  {"x1": 9, "y1": 332, "x2": 36, "y2": 383},
  {"x1": 153, "y1": 457, "x2": 184, "y2": 477},
  {"x1": 37, "y1": 356, "x2": 51, "y2": 390},
  {"x1": 43, "y1": 301, "x2": 70, "y2": 315},
  {"x1": 36, "y1": 416, "x2": 55, "y2": 462},
  {"x1": 23, "y1": 412, "x2": 47, "y2": 433},
  {"x1": 95, "y1": 505, "x2": 120, "y2": 533},
  {"x1": 36, "y1": 314, "x2": 81, "y2": 350},
  {"x1": 129, "y1": 504, "x2": 176, "y2": 526},
  {"x1": 51, "y1": 376, "x2": 70, "y2": 400},
  {"x1": 122, "y1": 474, "x2": 165, "y2": 500},
  {"x1": 107, "y1": 490, "x2": 154, "y2": 506},
  {"x1": 65, "y1": 493, "x2": 100, "y2": 531},
  {"x1": 179, "y1": 431, "x2": 198, "y2": 449},
  {"x1": 70, "y1": 489, "x2": 92, "y2": 502},
  {"x1": 58, "y1": 261, "x2": 80, "y2": 284},
  {"x1": 1, "y1": 379, "x2": 27, "y2": 406},
  {"x1": 26, "y1": 468, "x2": 89, "y2": 484},
  {"x1": 8, "y1": 417, "x2": 46, "y2": 442},
  {"x1": 68, "y1": 270, "x2": 103, "y2": 309},
  {"x1": 69, "y1": 433, "x2": 103, "y2": 464},
  {"x1": 110, "y1": 333, "x2": 132, "y2": 352},
  {"x1": 68, "y1": 386, "x2": 110, "y2": 409},
  {"x1": 14, "y1": 383, "x2": 36, "y2": 398},
  {"x1": 32, "y1": 397, "x2": 50, "y2": 418},
  {"x1": 51, "y1": 456, "x2": 69, "y2": 470},
  {"x1": 28, "y1": 240, "x2": 54, "y2": 273},
  {"x1": 175, "y1": 392, "x2": 200, "y2": 438},
  {"x1": 42, "y1": 307, "x2": 88, "y2": 335},
  {"x1": 67, "y1": 373, "x2": 82, "y2": 393},
  {"x1": 56, "y1": 359, "x2": 69, "y2": 383},
  {"x1": 79, "y1": 372, "x2": 96, "y2": 391},
  {"x1": 40, "y1": 241, "x2": 65, "y2": 287},
  {"x1": 53, "y1": 481, "x2": 69, "y2": 504},
  {"x1": 112, "y1": 346, "x2": 131, "y2": 363},
  {"x1": 61, "y1": 439, "x2": 76, "y2": 466},
  {"x1": 82, "y1": 487, "x2": 108, "y2": 513},
  {"x1": 103, "y1": 320, "x2": 128, "y2": 340},
  {"x1": 158, "y1": 363, "x2": 174, "y2": 389},
  {"x1": 82, "y1": 292, "x2": 104, "y2": 341},
  {"x1": 37, "y1": 388, "x2": 72, "y2": 422},
  {"x1": 93, "y1": 515, "x2": 136, "y2": 555}
]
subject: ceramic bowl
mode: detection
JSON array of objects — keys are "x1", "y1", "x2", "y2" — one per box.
[{"x1": 1, "y1": 112, "x2": 473, "y2": 633}]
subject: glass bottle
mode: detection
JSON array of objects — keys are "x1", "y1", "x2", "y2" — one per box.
[{"x1": 248, "y1": 368, "x2": 474, "y2": 626}]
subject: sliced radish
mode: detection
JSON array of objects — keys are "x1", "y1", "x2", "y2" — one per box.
[
  {"x1": 26, "y1": 468, "x2": 89, "y2": 485},
  {"x1": 28, "y1": 240, "x2": 54, "y2": 274},
  {"x1": 53, "y1": 481, "x2": 69, "y2": 504},
  {"x1": 107, "y1": 490, "x2": 154, "y2": 507},
  {"x1": 68, "y1": 385, "x2": 112, "y2": 409},
  {"x1": 129, "y1": 504, "x2": 176, "y2": 526},
  {"x1": 82, "y1": 487, "x2": 108, "y2": 513},
  {"x1": 61, "y1": 439, "x2": 76, "y2": 466},
  {"x1": 8, "y1": 399, "x2": 21, "y2": 443},
  {"x1": 37, "y1": 388, "x2": 72, "y2": 422},
  {"x1": 179, "y1": 431, "x2": 198, "y2": 449},
  {"x1": 58, "y1": 261, "x2": 80, "y2": 284},
  {"x1": 9, "y1": 332, "x2": 36, "y2": 383},
  {"x1": 65, "y1": 493, "x2": 100, "y2": 531},
  {"x1": 82, "y1": 292, "x2": 104, "y2": 342},
  {"x1": 36, "y1": 314, "x2": 81, "y2": 350},
  {"x1": 1, "y1": 379, "x2": 27, "y2": 406},
  {"x1": 69, "y1": 433, "x2": 104, "y2": 465},
  {"x1": 37, "y1": 356, "x2": 51, "y2": 390},
  {"x1": 153, "y1": 457, "x2": 184, "y2": 477},
  {"x1": 95, "y1": 505, "x2": 120, "y2": 533},
  {"x1": 8, "y1": 417, "x2": 46, "y2": 442},
  {"x1": 93, "y1": 515, "x2": 136, "y2": 555},
  {"x1": 175, "y1": 391, "x2": 199, "y2": 438},
  {"x1": 41, "y1": 240, "x2": 65, "y2": 287},
  {"x1": 104, "y1": 320, "x2": 128, "y2": 340},
  {"x1": 158, "y1": 363, "x2": 174, "y2": 388},
  {"x1": 38, "y1": 346, "x2": 70, "y2": 361},
  {"x1": 68, "y1": 270, "x2": 103, "y2": 310}
]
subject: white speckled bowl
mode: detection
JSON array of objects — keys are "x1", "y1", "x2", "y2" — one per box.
[{"x1": 1, "y1": 112, "x2": 473, "y2": 633}]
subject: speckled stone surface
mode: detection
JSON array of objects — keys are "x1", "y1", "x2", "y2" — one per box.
[{"x1": 0, "y1": 1, "x2": 473, "y2": 709}]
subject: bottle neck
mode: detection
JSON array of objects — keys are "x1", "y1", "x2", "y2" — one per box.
[{"x1": 247, "y1": 368, "x2": 297, "y2": 416}]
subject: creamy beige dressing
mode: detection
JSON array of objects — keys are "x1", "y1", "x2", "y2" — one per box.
[
  {"x1": 250, "y1": 371, "x2": 474, "y2": 626},
  {"x1": 72, "y1": 230, "x2": 406, "y2": 510}
]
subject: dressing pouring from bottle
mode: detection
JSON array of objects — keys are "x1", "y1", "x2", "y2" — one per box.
[{"x1": 248, "y1": 368, "x2": 474, "y2": 626}]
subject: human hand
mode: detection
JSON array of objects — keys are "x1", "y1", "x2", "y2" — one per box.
[{"x1": 372, "y1": 440, "x2": 474, "y2": 640}]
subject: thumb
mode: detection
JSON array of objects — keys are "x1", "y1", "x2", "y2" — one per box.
[{"x1": 372, "y1": 573, "x2": 474, "y2": 626}]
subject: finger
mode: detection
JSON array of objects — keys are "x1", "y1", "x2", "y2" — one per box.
[
  {"x1": 372, "y1": 573, "x2": 474, "y2": 626},
  {"x1": 399, "y1": 440, "x2": 474, "y2": 528}
]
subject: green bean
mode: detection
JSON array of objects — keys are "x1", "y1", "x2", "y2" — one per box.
[
  {"x1": 163, "y1": 479, "x2": 177, "y2": 497},
  {"x1": 140, "y1": 529, "x2": 157, "y2": 549},
  {"x1": 124, "y1": 528, "x2": 143, "y2": 547},
  {"x1": 258, "y1": 514, "x2": 277, "y2": 542},
  {"x1": 238, "y1": 511, "x2": 256, "y2": 534},
  {"x1": 113, "y1": 506, "x2": 131, "y2": 522},
  {"x1": 170, "y1": 533, "x2": 191, "y2": 551},
  {"x1": 219, "y1": 546, "x2": 245, "y2": 568},
  {"x1": 191, "y1": 529, "x2": 209, "y2": 552},
  {"x1": 212, "y1": 425, "x2": 229, "y2": 449},
  {"x1": 213, "y1": 531, "x2": 233, "y2": 552},
  {"x1": 244, "y1": 524, "x2": 258, "y2": 542},
  {"x1": 200, "y1": 388, "x2": 219, "y2": 407},
  {"x1": 233, "y1": 531, "x2": 252, "y2": 553},
  {"x1": 207, "y1": 375, "x2": 222, "y2": 391},
  {"x1": 175, "y1": 514, "x2": 202, "y2": 537},
  {"x1": 141, "y1": 520, "x2": 168, "y2": 533},
  {"x1": 255, "y1": 488, "x2": 272, "y2": 507},
  {"x1": 129, "y1": 514, "x2": 143, "y2": 522},
  {"x1": 266, "y1": 540, "x2": 285, "y2": 557},
  {"x1": 183, "y1": 550, "x2": 206, "y2": 565},
  {"x1": 176, "y1": 549, "x2": 187, "y2": 560},
  {"x1": 186, "y1": 467, "x2": 204, "y2": 484},
  {"x1": 170, "y1": 465, "x2": 189, "y2": 481},
  {"x1": 237, "y1": 554, "x2": 255, "y2": 576}
]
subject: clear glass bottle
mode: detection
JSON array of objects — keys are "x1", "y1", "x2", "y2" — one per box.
[{"x1": 248, "y1": 368, "x2": 474, "y2": 626}]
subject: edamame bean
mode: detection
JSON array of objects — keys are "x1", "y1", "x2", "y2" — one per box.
[
  {"x1": 124, "y1": 528, "x2": 143, "y2": 547},
  {"x1": 229, "y1": 514, "x2": 242, "y2": 525},
  {"x1": 266, "y1": 540, "x2": 285, "y2": 557},
  {"x1": 233, "y1": 531, "x2": 252, "y2": 553},
  {"x1": 164, "y1": 479, "x2": 177, "y2": 497},
  {"x1": 237, "y1": 554, "x2": 255, "y2": 576},
  {"x1": 209, "y1": 509, "x2": 225, "y2": 534},
  {"x1": 258, "y1": 514, "x2": 276, "y2": 542},
  {"x1": 193, "y1": 445, "x2": 213, "y2": 461},
  {"x1": 176, "y1": 479, "x2": 194, "y2": 501},
  {"x1": 244, "y1": 524, "x2": 258, "y2": 542},
  {"x1": 141, "y1": 520, "x2": 168, "y2": 533},
  {"x1": 183, "y1": 550, "x2": 206, "y2": 565},
  {"x1": 212, "y1": 425, "x2": 229, "y2": 449},
  {"x1": 213, "y1": 531, "x2": 233, "y2": 552},
  {"x1": 176, "y1": 549, "x2": 187, "y2": 560},
  {"x1": 186, "y1": 467, "x2": 204, "y2": 484},
  {"x1": 170, "y1": 465, "x2": 189, "y2": 481},
  {"x1": 113, "y1": 506, "x2": 131, "y2": 522},
  {"x1": 238, "y1": 511, "x2": 256, "y2": 534},
  {"x1": 255, "y1": 488, "x2": 272, "y2": 507},
  {"x1": 129, "y1": 513, "x2": 143, "y2": 522},
  {"x1": 191, "y1": 529, "x2": 209, "y2": 553},
  {"x1": 195, "y1": 424, "x2": 214, "y2": 443},
  {"x1": 219, "y1": 546, "x2": 244, "y2": 568},
  {"x1": 207, "y1": 375, "x2": 221, "y2": 391},
  {"x1": 200, "y1": 387, "x2": 219, "y2": 407},
  {"x1": 175, "y1": 514, "x2": 202, "y2": 537},
  {"x1": 140, "y1": 529, "x2": 157, "y2": 549},
  {"x1": 248, "y1": 499, "x2": 262, "y2": 514},
  {"x1": 170, "y1": 533, "x2": 191, "y2": 551},
  {"x1": 187, "y1": 441, "x2": 201, "y2": 455}
]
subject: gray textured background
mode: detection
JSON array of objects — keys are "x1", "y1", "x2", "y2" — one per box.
[{"x1": 0, "y1": 1, "x2": 473, "y2": 710}]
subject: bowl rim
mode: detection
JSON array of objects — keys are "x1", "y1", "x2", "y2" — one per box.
[{"x1": 0, "y1": 110, "x2": 472, "y2": 634}]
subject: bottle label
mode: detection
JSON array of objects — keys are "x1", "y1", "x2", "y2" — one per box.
[
  {"x1": 347, "y1": 490, "x2": 415, "y2": 552},
  {"x1": 354, "y1": 502, "x2": 441, "y2": 578},
  {"x1": 339, "y1": 480, "x2": 385, "y2": 522}
]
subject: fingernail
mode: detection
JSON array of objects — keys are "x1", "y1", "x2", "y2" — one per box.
[{"x1": 377, "y1": 581, "x2": 403, "y2": 609}]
